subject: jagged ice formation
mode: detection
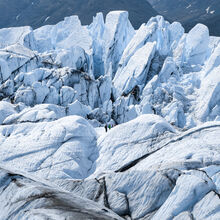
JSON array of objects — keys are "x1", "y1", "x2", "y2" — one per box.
[{"x1": 0, "y1": 10, "x2": 220, "y2": 219}]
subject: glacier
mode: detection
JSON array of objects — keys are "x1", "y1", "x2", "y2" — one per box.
[{"x1": 0, "y1": 10, "x2": 220, "y2": 219}]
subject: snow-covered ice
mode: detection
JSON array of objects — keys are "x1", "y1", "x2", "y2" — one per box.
[{"x1": 0, "y1": 10, "x2": 220, "y2": 219}]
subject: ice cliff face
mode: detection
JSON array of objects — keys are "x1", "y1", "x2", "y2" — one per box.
[{"x1": 0, "y1": 11, "x2": 220, "y2": 219}]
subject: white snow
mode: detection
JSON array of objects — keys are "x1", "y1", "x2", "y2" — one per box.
[
  {"x1": 186, "y1": 4, "x2": 192, "y2": 9},
  {"x1": 45, "y1": 16, "x2": 50, "y2": 22},
  {"x1": 206, "y1": 6, "x2": 210, "y2": 14}
]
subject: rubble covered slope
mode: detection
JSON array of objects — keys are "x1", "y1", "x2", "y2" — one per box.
[{"x1": 0, "y1": 10, "x2": 220, "y2": 219}]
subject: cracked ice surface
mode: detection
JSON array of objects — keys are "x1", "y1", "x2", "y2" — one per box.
[{"x1": 0, "y1": 10, "x2": 220, "y2": 220}]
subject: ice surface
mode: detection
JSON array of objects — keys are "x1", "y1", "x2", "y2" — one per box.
[
  {"x1": 0, "y1": 10, "x2": 220, "y2": 219},
  {"x1": 184, "y1": 23, "x2": 210, "y2": 65},
  {"x1": 0, "y1": 167, "x2": 122, "y2": 220},
  {"x1": 0, "y1": 101, "x2": 17, "y2": 124},
  {"x1": 93, "y1": 114, "x2": 176, "y2": 175},
  {"x1": 103, "y1": 11, "x2": 135, "y2": 78},
  {"x1": 0, "y1": 116, "x2": 98, "y2": 181},
  {"x1": 113, "y1": 42, "x2": 156, "y2": 97},
  {"x1": 33, "y1": 16, "x2": 92, "y2": 54},
  {"x1": 0, "y1": 26, "x2": 35, "y2": 50}
]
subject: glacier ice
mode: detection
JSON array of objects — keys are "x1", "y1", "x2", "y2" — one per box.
[
  {"x1": 0, "y1": 116, "x2": 97, "y2": 181},
  {"x1": 103, "y1": 11, "x2": 135, "y2": 78},
  {"x1": 0, "y1": 167, "x2": 122, "y2": 220},
  {"x1": 184, "y1": 23, "x2": 209, "y2": 65},
  {"x1": 0, "y1": 10, "x2": 220, "y2": 219},
  {"x1": 113, "y1": 41, "x2": 156, "y2": 97}
]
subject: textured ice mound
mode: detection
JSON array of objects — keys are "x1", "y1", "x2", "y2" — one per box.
[{"x1": 0, "y1": 10, "x2": 220, "y2": 219}]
